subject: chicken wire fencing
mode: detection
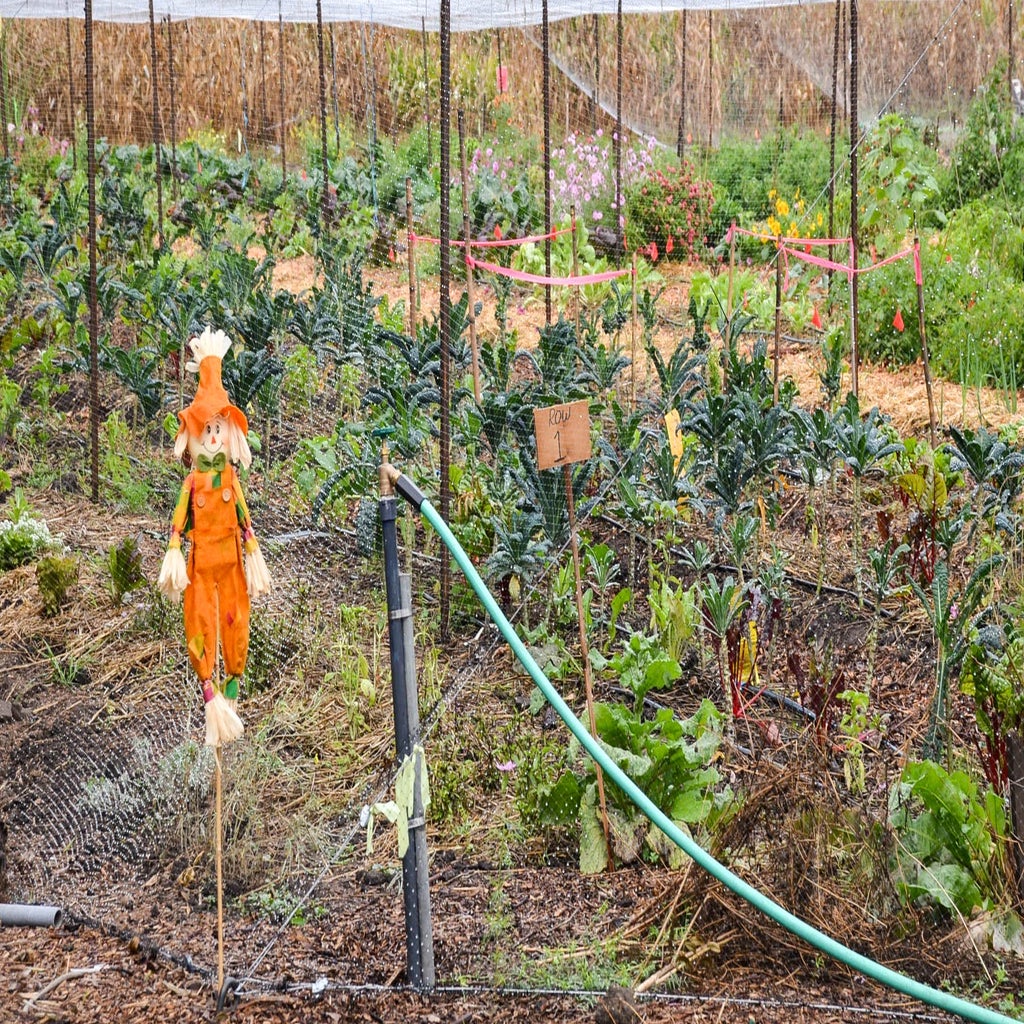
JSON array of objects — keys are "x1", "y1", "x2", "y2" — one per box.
[{"x1": 0, "y1": 0, "x2": 1020, "y2": 1002}]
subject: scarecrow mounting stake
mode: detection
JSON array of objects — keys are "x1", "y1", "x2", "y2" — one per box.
[{"x1": 157, "y1": 326, "x2": 272, "y2": 989}]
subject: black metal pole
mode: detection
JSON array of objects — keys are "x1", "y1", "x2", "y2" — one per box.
[
  {"x1": 65, "y1": 18, "x2": 76, "y2": 170},
  {"x1": 439, "y1": 0, "x2": 452, "y2": 641},
  {"x1": 316, "y1": 0, "x2": 330, "y2": 230},
  {"x1": 148, "y1": 0, "x2": 164, "y2": 249},
  {"x1": 828, "y1": 0, "x2": 840, "y2": 297},
  {"x1": 849, "y1": 0, "x2": 859, "y2": 397},
  {"x1": 422, "y1": 17, "x2": 432, "y2": 160},
  {"x1": 615, "y1": 0, "x2": 622, "y2": 246},
  {"x1": 165, "y1": 16, "x2": 178, "y2": 197},
  {"x1": 279, "y1": 5, "x2": 287, "y2": 182},
  {"x1": 677, "y1": 9, "x2": 687, "y2": 159},
  {"x1": 85, "y1": 0, "x2": 99, "y2": 502},
  {"x1": 542, "y1": 0, "x2": 552, "y2": 325},
  {"x1": 380, "y1": 458, "x2": 435, "y2": 991}
]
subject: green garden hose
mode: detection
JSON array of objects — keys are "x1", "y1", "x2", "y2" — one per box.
[{"x1": 399, "y1": 479, "x2": 1016, "y2": 1024}]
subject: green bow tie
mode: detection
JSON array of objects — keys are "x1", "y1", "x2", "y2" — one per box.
[{"x1": 197, "y1": 452, "x2": 227, "y2": 474}]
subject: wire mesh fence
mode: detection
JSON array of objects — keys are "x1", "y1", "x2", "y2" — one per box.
[{"x1": 1, "y1": 0, "x2": 1024, "y2": 1012}]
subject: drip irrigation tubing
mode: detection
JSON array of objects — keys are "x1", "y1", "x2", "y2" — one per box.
[{"x1": 388, "y1": 468, "x2": 1018, "y2": 1024}]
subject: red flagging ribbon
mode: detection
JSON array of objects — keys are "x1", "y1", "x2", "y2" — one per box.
[
  {"x1": 465, "y1": 254, "x2": 634, "y2": 288},
  {"x1": 409, "y1": 227, "x2": 571, "y2": 248}
]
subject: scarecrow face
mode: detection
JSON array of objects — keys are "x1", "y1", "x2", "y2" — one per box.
[{"x1": 188, "y1": 414, "x2": 230, "y2": 462}]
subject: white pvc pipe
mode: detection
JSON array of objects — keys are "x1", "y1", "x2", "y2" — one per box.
[{"x1": 0, "y1": 904, "x2": 63, "y2": 928}]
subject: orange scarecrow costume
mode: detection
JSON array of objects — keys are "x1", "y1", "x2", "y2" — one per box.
[{"x1": 158, "y1": 328, "x2": 272, "y2": 747}]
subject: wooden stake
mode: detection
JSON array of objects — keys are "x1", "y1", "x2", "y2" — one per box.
[
  {"x1": 630, "y1": 252, "x2": 638, "y2": 408},
  {"x1": 406, "y1": 177, "x2": 417, "y2": 339},
  {"x1": 563, "y1": 463, "x2": 613, "y2": 869},
  {"x1": 457, "y1": 110, "x2": 482, "y2": 403},
  {"x1": 214, "y1": 746, "x2": 225, "y2": 992}
]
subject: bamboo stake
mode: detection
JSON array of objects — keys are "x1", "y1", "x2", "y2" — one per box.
[
  {"x1": 914, "y1": 237, "x2": 937, "y2": 447},
  {"x1": 563, "y1": 462, "x2": 613, "y2": 870},
  {"x1": 726, "y1": 220, "x2": 735, "y2": 340},
  {"x1": 406, "y1": 176, "x2": 417, "y2": 339},
  {"x1": 773, "y1": 236, "x2": 782, "y2": 405},
  {"x1": 457, "y1": 110, "x2": 482, "y2": 404},
  {"x1": 630, "y1": 252, "x2": 638, "y2": 408},
  {"x1": 591, "y1": 13, "x2": 599, "y2": 134},
  {"x1": 571, "y1": 204, "x2": 580, "y2": 339}
]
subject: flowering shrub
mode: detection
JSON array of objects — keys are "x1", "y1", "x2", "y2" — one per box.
[
  {"x1": 0, "y1": 507, "x2": 59, "y2": 571},
  {"x1": 549, "y1": 130, "x2": 658, "y2": 231},
  {"x1": 758, "y1": 188, "x2": 825, "y2": 241},
  {"x1": 623, "y1": 162, "x2": 714, "y2": 261}
]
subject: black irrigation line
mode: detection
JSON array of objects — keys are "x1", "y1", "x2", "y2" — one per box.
[{"x1": 206, "y1": 975, "x2": 967, "y2": 1022}]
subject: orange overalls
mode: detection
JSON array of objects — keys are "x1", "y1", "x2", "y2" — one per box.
[{"x1": 168, "y1": 461, "x2": 256, "y2": 694}]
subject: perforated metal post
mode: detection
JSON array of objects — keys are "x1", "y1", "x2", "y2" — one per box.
[{"x1": 379, "y1": 452, "x2": 435, "y2": 991}]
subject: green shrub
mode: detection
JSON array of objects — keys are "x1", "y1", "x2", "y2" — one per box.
[
  {"x1": 36, "y1": 554, "x2": 78, "y2": 617},
  {"x1": 941, "y1": 58, "x2": 1024, "y2": 207}
]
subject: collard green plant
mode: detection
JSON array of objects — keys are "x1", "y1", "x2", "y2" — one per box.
[
  {"x1": 537, "y1": 698, "x2": 731, "y2": 873},
  {"x1": 889, "y1": 759, "x2": 1009, "y2": 916}
]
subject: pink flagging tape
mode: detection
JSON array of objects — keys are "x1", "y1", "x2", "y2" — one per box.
[
  {"x1": 409, "y1": 227, "x2": 570, "y2": 248},
  {"x1": 780, "y1": 241, "x2": 919, "y2": 278},
  {"x1": 466, "y1": 254, "x2": 633, "y2": 287}
]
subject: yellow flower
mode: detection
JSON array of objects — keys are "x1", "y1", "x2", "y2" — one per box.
[
  {"x1": 776, "y1": 198, "x2": 790, "y2": 217},
  {"x1": 816, "y1": 211, "x2": 825, "y2": 227},
  {"x1": 767, "y1": 215, "x2": 782, "y2": 236}
]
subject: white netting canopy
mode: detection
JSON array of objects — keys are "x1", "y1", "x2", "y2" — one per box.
[{"x1": 0, "y1": 0, "x2": 892, "y2": 29}]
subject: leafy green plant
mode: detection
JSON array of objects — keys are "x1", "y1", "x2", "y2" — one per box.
[
  {"x1": 537, "y1": 698, "x2": 731, "y2": 873},
  {"x1": 36, "y1": 553, "x2": 78, "y2": 617},
  {"x1": 889, "y1": 759, "x2": 1010, "y2": 916}
]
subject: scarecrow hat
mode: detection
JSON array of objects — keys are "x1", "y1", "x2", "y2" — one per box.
[{"x1": 179, "y1": 327, "x2": 249, "y2": 437}]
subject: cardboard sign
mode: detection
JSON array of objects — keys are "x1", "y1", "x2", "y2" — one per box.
[{"x1": 533, "y1": 399, "x2": 591, "y2": 470}]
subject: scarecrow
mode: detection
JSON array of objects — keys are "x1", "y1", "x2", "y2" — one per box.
[{"x1": 158, "y1": 327, "x2": 271, "y2": 747}]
